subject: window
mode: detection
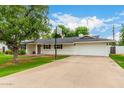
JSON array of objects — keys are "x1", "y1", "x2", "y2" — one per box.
[
  {"x1": 43, "y1": 45, "x2": 51, "y2": 49},
  {"x1": 54, "y1": 44, "x2": 63, "y2": 49},
  {"x1": 106, "y1": 43, "x2": 113, "y2": 45}
]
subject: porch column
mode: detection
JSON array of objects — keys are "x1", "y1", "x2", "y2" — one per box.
[
  {"x1": 26, "y1": 44, "x2": 28, "y2": 54},
  {"x1": 26, "y1": 44, "x2": 30, "y2": 55},
  {"x1": 35, "y1": 44, "x2": 38, "y2": 55}
]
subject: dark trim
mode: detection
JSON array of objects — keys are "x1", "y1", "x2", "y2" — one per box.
[
  {"x1": 43, "y1": 44, "x2": 51, "y2": 49},
  {"x1": 54, "y1": 44, "x2": 63, "y2": 49}
]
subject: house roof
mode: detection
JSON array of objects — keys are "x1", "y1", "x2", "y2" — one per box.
[{"x1": 23, "y1": 35, "x2": 115, "y2": 44}]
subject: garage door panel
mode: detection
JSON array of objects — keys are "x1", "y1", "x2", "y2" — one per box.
[{"x1": 74, "y1": 43, "x2": 110, "y2": 56}]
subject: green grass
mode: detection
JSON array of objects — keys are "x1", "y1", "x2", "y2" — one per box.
[
  {"x1": 110, "y1": 54, "x2": 124, "y2": 68},
  {"x1": 0, "y1": 54, "x2": 68, "y2": 77},
  {"x1": 0, "y1": 54, "x2": 12, "y2": 64}
]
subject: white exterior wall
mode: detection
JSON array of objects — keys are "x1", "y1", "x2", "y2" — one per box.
[
  {"x1": 0, "y1": 43, "x2": 8, "y2": 52},
  {"x1": 116, "y1": 46, "x2": 124, "y2": 54},
  {"x1": 41, "y1": 44, "x2": 76, "y2": 55},
  {"x1": 26, "y1": 42, "x2": 110, "y2": 56}
]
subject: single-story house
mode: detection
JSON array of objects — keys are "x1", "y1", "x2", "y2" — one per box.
[{"x1": 24, "y1": 35, "x2": 115, "y2": 56}]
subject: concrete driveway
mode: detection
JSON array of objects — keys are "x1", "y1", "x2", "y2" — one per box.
[{"x1": 0, "y1": 56, "x2": 124, "y2": 88}]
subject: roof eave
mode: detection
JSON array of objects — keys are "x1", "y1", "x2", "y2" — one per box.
[{"x1": 74, "y1": 40, "x2": 116, "y2": 44}]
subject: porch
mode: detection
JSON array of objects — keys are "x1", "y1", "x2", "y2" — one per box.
[{"x1": 26, "y1": 43, "x2": 42, "y2": 55}]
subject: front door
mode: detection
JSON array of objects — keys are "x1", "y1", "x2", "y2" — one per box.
[
  {"x1": 37, "y1": 45, "x2": 41, "y2": 54},
  {"x1": 2, "y1": 47, "x2": 5, "y2": 53}
]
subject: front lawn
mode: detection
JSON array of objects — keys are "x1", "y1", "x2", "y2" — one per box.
[
  {"x1": 110, "y1": 54, "x2": 124, "y2": 68},
  {"x1": 0, "y1": 54, "x2": 68, "y2": 77},
  {"x1": 0, "y1": 54, "x2": 12, "y2": 64}
]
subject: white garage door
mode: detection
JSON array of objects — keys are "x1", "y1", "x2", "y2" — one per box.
[{"x1": 74, "y1": 43, "x2": 110, "y2": 56}]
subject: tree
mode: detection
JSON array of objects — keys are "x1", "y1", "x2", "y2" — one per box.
[
  {"x1": 51, "y1": 25, "x2": 89, "y2": 38},
  {"x1": 65, "y1": 30, "x2": 76, "y2": 37},
  {"x1": 119, "y1": 24, "x2": 124, "y2": 45},
  {"x1": 75, "y1": 26, "x2": 89, "y2": 36},
  {"x1": 58, "y1": 25, "x2": 71, "y2": 37},
  {"x1": 51, "y1": 25, "x2": 76, "y2": 38},
  {"x1": 41, "y1": 27, "x2": 51, "y2": 39},
  {"x1": 0, "y1": 5, "x2": 49, "y2": 64}
]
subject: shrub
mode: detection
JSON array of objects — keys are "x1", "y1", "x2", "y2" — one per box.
[
  {"x1": 18, "y1": 49, "x2": 26, "y2": 55},
  {"x1": 5, "y1": 50, "x2": 13, "y2": 55},
  {"x1": 5, "y1": 49, "x2": 26, "y2": 55}
]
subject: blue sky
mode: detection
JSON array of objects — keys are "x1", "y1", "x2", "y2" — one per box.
[{"x1": 49, "y1": 5, "x2": 124, "y2": 40}]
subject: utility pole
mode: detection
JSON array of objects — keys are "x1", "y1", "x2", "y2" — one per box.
[
  {"x1": 86, "y1": 18, "x2": 94, "y2": 32},
  {"x1": 112, "y1": 24, "x2": 115, "y2": 40},
  {"x1": 86, "y1": 18, "x2": 89, "y2": 28},
  {"x1": 111, "y1": 24, "x2": 116, "y2": 54}
]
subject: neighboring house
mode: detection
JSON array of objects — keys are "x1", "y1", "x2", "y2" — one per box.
[
  {"x1": 0, "y1": 43, "x2": 8, "y2": 52},
  {"x1": 24, "y1": 35, "x2": 115, "y2": 56}
]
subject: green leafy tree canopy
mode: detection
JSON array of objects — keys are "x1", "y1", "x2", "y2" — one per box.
[
  {"x1": 51, "y1": 25, "x2": 89, "y2": 38},
  {"x1": 119, "y1": 24, "x2": 124, "y2": 45},
  {"x1": 75, "y1": 26, "x2": 89, "y2": 36},
  {"x1": 0, "y1": 5, "x2": 49, "y2": 63}
]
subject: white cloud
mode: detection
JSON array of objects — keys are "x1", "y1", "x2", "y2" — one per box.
[
  {"x1": 49, "y1": 19, "x2": 56, "y2": 26},
  {"x1": 50, "y1": 13, "x2": 104, "y2": 31},
  {"x1": 94, "y1": 23, "x2": 121, "y2": 33},
  {"x1": 119, "y1": 11, "x2": 124, "y2": 15},
  {"x1": 102, "y1": 17, "x2": 120, "y2": 22},
  {"x1": 94, "y1": 24, "x2": 110, "y2": 33},
  {"x1": 50, "y1": 12, "x2": 122, "y2": 39},
  {"x1": 114, "y1": 23, "x2": 121, "y2": 28},
  {"x1": 107, "y1": 32, "x2": 120, "y2": 41}
]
